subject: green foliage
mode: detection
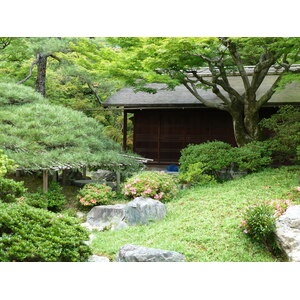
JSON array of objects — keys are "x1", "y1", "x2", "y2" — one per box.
[
  {"x1": 123, "y1": 171, "x2": 178, "y2": 203},
  {"x1": 0, "y1": 81, "x2": 44, "y2": 106},
  {"x1": 77, "y1": 183, "x2": 115, "y2": 207},
  {"x1": 0, "y1": 203, "x2": 91, "y2": 262},
  {"x1": 260, "y1": 105, "x2": 300, "y2": 163},
  {"x1": 0, "y1": 178, "x2": 26, "y2": 203},
  {"x1": 178, "y1": 162, "x2": 216, "y2": 185},
  {"x1": 24, "y1": 182, "x2": 66, "y2": 212},
  {"x1": 0, "y1": 150, "x2": 17, "y2": 177},
  {"x1": 179, "y1": 141, "x2": 234, "y2": 175},
  {"x1": 179, "y1": 141, "x2": 273, "y2": 179},
  {"x1": 233, "y1": 141, "x2": 273, "y2": 172},
  {"x1": 0, "y1": 94, "x2": 141, "y2": 173},
  {"x1": 240, "y1": 202, "x2": 277, "y2": 245}
]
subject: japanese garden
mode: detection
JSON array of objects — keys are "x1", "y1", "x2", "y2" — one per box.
[{"x1": 0, "y1": 37, "x2": 299, "y2": 262}]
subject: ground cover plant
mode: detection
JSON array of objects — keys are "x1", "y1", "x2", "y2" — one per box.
[{"x1": 90, "y1": 166, "x2": 299, "y2": 262}]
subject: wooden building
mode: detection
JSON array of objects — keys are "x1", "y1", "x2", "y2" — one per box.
[{"x1": 104, "y1": 68, "x2": 300, "y2": 165}]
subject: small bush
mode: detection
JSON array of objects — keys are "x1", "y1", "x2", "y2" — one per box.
[
  {"x1": 179, "y1": 141, "x2": 234, "y2": 176},
  {"x1": 77, "y1": 183, "x2": 115, "y2": 207},
  {"x1": 233, "y1": 141, "x2": 273, "y2": 172},
  {"x1": 240, "y1": 202, "x2": 277, "y2": 245},
  {"x1": 24, "y1": 182, "x2": 66, "y2": 212},
  {"x1": 0, "y1": 203, "x2": 91, "y2": 262},
  {"x1": 123, "y1": 171, "x2": 178, "y2": 203},
  {"x1": 240, "y1": 198, "x2": 294, "y2": 253},
  {"x1": 178, "y1": 162, "x2": 216, "y2": 185},
  {"x1": 0, "y1": 177, "x2": 26, "y2": 203}
]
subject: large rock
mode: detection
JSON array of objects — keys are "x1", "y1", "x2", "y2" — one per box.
[
  {"x1": 116, "y1": 244, "x2": 185, "y2": 262},
  {"x1": 125, "y1": 197, "x2": 166, "y2": 225},
  {"x1": 276, "y1": 205, "x2": 300, "y2": 261},
  {"x1": 86, "y1": 204, "x2": 128, "y2": 231}
]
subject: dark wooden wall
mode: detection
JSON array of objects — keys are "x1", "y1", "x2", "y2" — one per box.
[{"x1": 132, "y1": 108, "x2": 237, "y2": 164}]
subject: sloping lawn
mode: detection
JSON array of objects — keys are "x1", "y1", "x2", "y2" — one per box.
[{"x1": 91, "y1": 166, "x2": 300, "y2": 262}]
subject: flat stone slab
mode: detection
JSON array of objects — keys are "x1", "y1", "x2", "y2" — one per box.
[
  {"x1": 116, "y1": 244, "x2": 185, "y2": 262},
  {"x1": 276, "y1": 205, "x2": 300, "y2": 262}
]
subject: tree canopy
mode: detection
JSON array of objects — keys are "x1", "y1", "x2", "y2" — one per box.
[
  {"x1": 103, "y1": 37, "x2": 300, "y2": 146},
  {"x1": 0, "y1": 83, "x2": 140, "y2": 173}
]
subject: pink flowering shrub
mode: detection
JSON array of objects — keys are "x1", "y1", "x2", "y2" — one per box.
[
  {"x1": 123, "y1": 171, "x2": 178, "y2": 203},
  {"x1": 77, "y1": 183, "x2": 115, "y2": 207}
]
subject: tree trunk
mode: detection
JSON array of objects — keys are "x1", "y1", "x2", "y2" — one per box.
[
  {"x1": 230, "y1": 107, "x2": 262, "y2": 147},
  {"x1": 36, "y1": 54, "x2": 47, "y2": 96}
]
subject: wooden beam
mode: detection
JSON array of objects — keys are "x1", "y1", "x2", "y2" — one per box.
[
  {"x1": 42, "y1": 169, "x2": 49, "y2": 192},
  {"x1": 122, "y1": 110, "x2": 127, "y2": 152}
]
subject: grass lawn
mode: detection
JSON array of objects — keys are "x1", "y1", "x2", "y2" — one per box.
[{"x1": 90, "y1": 166, "x2": 300, "y2": 262}]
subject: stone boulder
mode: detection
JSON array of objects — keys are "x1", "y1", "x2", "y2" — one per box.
[
  {"x1": 124, "y1": 197, "x2": 166, "y2": 225},
  {"x1": 116, "y1": 244, "x2": 185, "y2": 262},
  {"x1": 275, "y1": 205, "x2": 300, "y2": 262},
  {"x1": 86, "y1": 204, "x2": 128, "y2": 231}
]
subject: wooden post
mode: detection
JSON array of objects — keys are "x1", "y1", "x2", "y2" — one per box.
[
  {"x1": 42, "y1": 169, "x2": 49, "y2": 192},
  {"x1": 82, "y1": 166, "x2": 87, "y2": 179},
  {"x1": 16, "y1": 169, "x2": 21, "y2": 178},
  {"x1": 53, "y1": 171, "x2": 58, "y2": 182},
  {"x1": 62, "y1": 169, "x2": 67, "y2": 185},
  {"x1": 116, "y1": 171, "x2": 121, "y2": 192},
  {"x1": 122, "y1": 110, "x2": 127, "y2": 152}
]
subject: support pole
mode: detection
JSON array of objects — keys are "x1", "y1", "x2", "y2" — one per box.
[
  {"x1": 53, "y1": 171, "x2": 58, "y2": 182},
  {"x1": 82, "y1": 166, "x2": 87, "y2": 179},
  {"x1": 116, "y1": 171, "x2": 121, "y2": 192},
  {"x1": 62, "y1": 169, "x2": 68, "y2": 185},
  {"x1": 16, "y1": 170, "x2": 21, "y2": 178},
  {"x1": 122, "y1": 110, "x2": 127, "y2": 152},
  {"x1": 42, "y1": 169, "x2": 49, "y2": 192}
]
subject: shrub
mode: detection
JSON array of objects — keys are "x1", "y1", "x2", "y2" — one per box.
[
  {"x1": 179, "y1": 141, "x2": 234, "y2": 176},
  {"x1": 0, "y1": 177, "x2": 26, "y2": 203},
  {"x1": 240, "y1": 198, "x2": 294, "y2": 253},
  {"x1": 240, "y1": 202, "x2": 277, "y2": 246},
  {"x1": 260, "y1": 105, "x2": 300, "y2": 163},
  {"x1": 0, "y1": 203, "x2": 91, "y2": 262},
  {"x1": 123, "y1": 171, "x2": 178, "y2": 203},
  {"x1": 77, "y1": 183, "x2": 116, "y2": 207},
  {"x1": 178, "y1": 162, "x2": 216, "y2": 185},
  {"x1": 233, "y1": 141, "x2": 273, "y2": 172},
  {"x1": 24, "y1": 182, "x2": 66, "y2": 212}
]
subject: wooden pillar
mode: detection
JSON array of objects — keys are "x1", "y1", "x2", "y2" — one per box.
[
  {"x1": 42, "y1": 169, "x2": 49, "y2": 192},
  {"x1": 122, "y1": 110, "x2": 127, "y2": 152},
  {"x1": 116, "y1": 171, "x2": 121, "y2": 192},
  {"x1": 82, "y1": 166, "x2": 86, "y2": 179},
  {"x1": 16, "y1": 169, "x2": 21, "y2": 178},
  {"x1": 62, "y1": 169, "x2": 68, "y2": 185},
  {"x1": 53, "y1": 171, "x2": 58, "y2": 182}
]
